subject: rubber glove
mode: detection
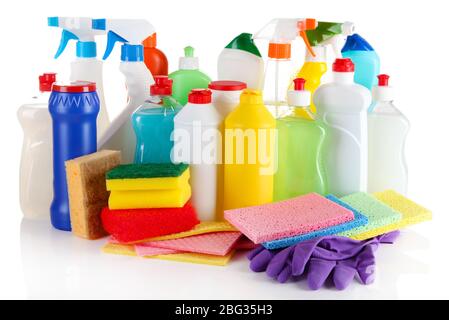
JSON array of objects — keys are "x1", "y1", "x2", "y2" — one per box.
[{"x1": 247, "y1": 245, "x2": 279, "y2": 272}]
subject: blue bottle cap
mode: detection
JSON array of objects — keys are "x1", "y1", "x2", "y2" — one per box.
[
  {"x1": 341, "y1": 34, "x2": 375, "y2": 52},
  {"x1": 76, "y1": 41, "x2": 97, "y2": 58},
  {"x1": 121, "y1": 44, "x2": 144, "y2": 62}
]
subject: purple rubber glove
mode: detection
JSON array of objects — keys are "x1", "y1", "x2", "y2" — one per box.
[{"x1": 247, "y1": 245, "x2": 279, "y2": 273}]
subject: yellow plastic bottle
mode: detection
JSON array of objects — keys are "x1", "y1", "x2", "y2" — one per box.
[{"x1": 223, "y1": 90, "x2": 276, "y2": 210}]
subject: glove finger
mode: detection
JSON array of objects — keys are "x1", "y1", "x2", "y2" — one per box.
[
  {"x1": 307, "y1": 258, "x2": 336, "y2": 290},
  {"x1": 333, "y1": 262, "x2": 357, "y2": 290},
  {"x1": 277, "y1": 263, "x2": 293, "y2": 284},
  {"x1": 377, "y1": 230, "x2": 401, "y2": 244},
  {"x1": 247, "y1": 245, "x2": 266, "y2": 261},
  {"x1": 266, "y1": 246, "x2": 294, "y2": 279},
  {"x1": 356, "y1": 244, "x2": 377, "y2": 284},
  {"x1": 249, "y1": 249, "x2": 276, "y2": 272}
]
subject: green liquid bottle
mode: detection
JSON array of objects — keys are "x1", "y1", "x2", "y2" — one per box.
[{"x1": 274, "y1": 78, "x2": 328, "y2": 201}]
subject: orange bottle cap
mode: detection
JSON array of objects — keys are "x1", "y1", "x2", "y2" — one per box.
[
  {"x1": 268, "y1": 43, "x2": 291, "y2": 59},
  {"x1": 142, "y1": 33, "x2": 157, "y2": 48}
]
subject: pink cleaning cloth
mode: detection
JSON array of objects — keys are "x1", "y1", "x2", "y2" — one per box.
[
  {"x1": 135, "y1": 245, "x2": 180, "y2": 257},
  {"x1": 224, "y1": 193, "x2": 355, "y2": 244},
  {"x1": 142, "y1": 232, "x2": 242, "y2": 256}
]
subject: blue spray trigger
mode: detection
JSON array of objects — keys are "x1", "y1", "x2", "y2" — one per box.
[
  {"x1": 48, "y1": 17, "x2": 59, "y2": 27},
  {"x1": 54, "y1": 30, "x2": 79, "y2": 59},
  {"x1": 103, "y1": 30, "x2": 128, "y2": 60}
]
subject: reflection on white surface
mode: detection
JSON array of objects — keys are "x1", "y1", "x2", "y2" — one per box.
[{"x1": 20, "y1": 218, "x2": 434, "y2": 299}]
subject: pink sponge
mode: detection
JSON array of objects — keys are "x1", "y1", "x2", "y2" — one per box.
[{"x1": 224, "y1": 193, "x2": 354, "y2": 244}]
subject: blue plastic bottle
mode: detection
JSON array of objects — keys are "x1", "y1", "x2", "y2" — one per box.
[
  {"x1": 132, "y1": 76, "x2": 181, "y2": 164},
  {"x1": 49, "y1": 82, "x2": 99, "y2": 231}
]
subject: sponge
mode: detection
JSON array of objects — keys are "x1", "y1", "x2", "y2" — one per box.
[
  {"x1": 108, "y1": 185, "x2": 191, "y2": 210},
  {"x1": 262, "y1": 195, "x2": 369, "y2": 249},
  {"x1": 101, "y1": 201, "x2": 199, "y2": 243},
  {"x1": 224, "y1": 193, "x2": 355, "y2": 244},
  {"x1": 338, "y1": 192, "x2": 402, "y2": 240},
  {"x1": 107, "y1": 163, "x2": 189, "y2": 180},
  {"x1": 65, "y1": 150, "x2": 121, "y2": 240}
]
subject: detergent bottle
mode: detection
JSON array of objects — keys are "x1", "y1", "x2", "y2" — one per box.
[
  {"x1": 169, "y1": 46, "x2": 211, "y2": 105},
  {"x1": 173, "y1": 89, "x2": 221, "y2": 221},
  {"x1": 93, "y1": 19, "x2": 155, "y2": 164},
  {"x1": 142, "y1": 33, "x2": 168, "y2": 76},
  {"x1": 291, "y1": 21, "x2": 355, "y2": 113},
  {"x1": 368, "y1": 74, "x2": 409, "y2": 194},
  {"x1": 18, "y1": 73, "x2": 56, "y2": 219},
  {"x1": 217, "y1": 33, "x2": 264, "y2": 90},
  {"x1": 132, "y1": 76, "x2": 181, "y2": 164},
  {"x1": 274, "y1": 78, "x2": 328, "y2": 201},
  {"x1": 48, "y1": 17, "x2": 109, "y2": 140},
  {"x1": 254, "y1": 18, "x2": 317, "y2": 118},
  {"x1": 223, "y1": 89, "x2": 276, "y2": 210},
  {"x1": 314, "y1": 58, "x2": 371, "y2": 197}
]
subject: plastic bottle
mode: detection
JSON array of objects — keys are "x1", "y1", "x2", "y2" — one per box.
[
  {"x1": 49, "y1": 82, "x2": 99, "y2": 231},
  {"x1": 132, "y1": 76, "x2": 181, "y2": 164},
  {"x1": 274, "y1": 78, "x2": 328, "y2": 201},
  {"x1": 142, "y1": 33, "x2": 168, "y2": 76},
  {"x1": 217, "y1": 33, "x2": 264, "y2": 90},
  {"x1": 48, "y1": 17, "x2": 109, "y2": 141},
  {"x1": 18, "y1": 73, "x2": 56, "y2": 219},
  {"x1": 93, "y1": 19, "x2": 155, "y2": 164},
  {"x1": 169, "y1": 46, "x2": 211, "y2": 106},
  {"x1": 173, "y1": 89, "x2": 221, "y2": 221},
  {"x1": 368, "y1": 74, "x2": 409, "y2": 194},
  {"x1": 223, "y1": 89, "x2": 276, "y2": 210},
  {"x1": 314, "y1": 58, "x2": 371, "y2": 197}
]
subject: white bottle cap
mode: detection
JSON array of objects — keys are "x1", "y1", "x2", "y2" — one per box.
[
  {"x1": 287, "y1": 78, "x2": 311, "y2": 107},
  {"x1": 179, "y1": 46, "x2": 199, "y2": 70},
  {"x1": 372, "y1": 74, "x2": 394, "y2": 102}
]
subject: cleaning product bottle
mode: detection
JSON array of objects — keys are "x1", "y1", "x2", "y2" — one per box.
[
  {"x1": 314, "y1": 58, "x2": 371, "y2": 197},
  {"x1": 93, "y1": 19, "x2": 155, "y2": 164},
  {"x1": 169, "y1": 46, "x2": 211, "y2": 106},
  {"x1": 18, "y1": 73, "x2": 56, "y2": 219},
  {"x1": 142, "y1": 33, "x2": 168, "y2": 76},
  {"x1": 223, "y1": 89, "x2": 276, "y2": 210},
  {"x1": 132, "y1": 76, "x2": 181, "y2": 164},
  {"x1": 274, "y1": 78, "x2": 328, "y2": 201},
  {"x1": 217, "y1": 33, "x2": 264, "y2": 90},
  {"x1": 254, "y1": 18, "x2": 317, "y2": 118},
  {"x1": 49, "y1": 82, "x2": 99, "y2": 231},
  {"x1": 48, "y1": 17, "x2": 109, "y2": 140},
  {"x1": 368, "y1": 74, "x2": 409, "y2": 194},
  {"x1": 290, "y1": 21, "x2": 355, "y2": 113},
  {"x1": 173, "y1": 89, "x2": 221, "y2": 221}
]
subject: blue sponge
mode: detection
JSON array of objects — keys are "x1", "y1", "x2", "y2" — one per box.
[{"x1": 262, "y1": 195, "x2": 369, "y2": 250}]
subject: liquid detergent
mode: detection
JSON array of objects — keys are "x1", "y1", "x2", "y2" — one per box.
[
  {"x1": 48, "y1": 17, "x2": 110, "y2": 141},
  {"x1": 173, "y1": 89, "x2": 221, "y2": 221},
  {"x1": 94, "y1": 19, "x2": 155, "y2": 164},
  {"x1": 208, "y1": 80, "x2": 247, "y2": 220},
  {"x1": 49, "y1": 82, "x2": 99, "y2": 231},
  {"x1": 217, "y1": 33, "x2": 264, "y2": 90},
  {"x1": 18, "y1": 73, "x2": 56, "y2": 219},
  {"x1": 142, "y1": 33, "x2": 168, "y2": 76},
  {"x1": 169, "y1": 46, "x2": 211, "y2": 106},
  {"x1": 368, "y1": 74, "x2": 409, "y2": 194},
  {"x1": 314, "y1": 58, "x2": 371, "y2": 197},
  {"x1": 132, "y1": 76, "x2": 181, "y2": 164},
  {"x1": 224, "y1": 89, "x2": 276, "y2": 210},
  {"x1": 274, "y1": 78, "x2": 328, "y2": 201},
  {"x1": 254, "y1": 18, "x2": 317, "y2": 118}
]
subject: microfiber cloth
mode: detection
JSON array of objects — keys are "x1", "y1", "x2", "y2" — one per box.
[
  {"x1": 224, "y1": 193, "x2": 354, "y2": 244},
  {"x1": 262, "y1": 195, "x2": 369, "y2": 250},
  {"x1": 337, "y1": 192, "x2": 402, "y2": 240},
  {"x1": 140, "y1": 232, "x2": 242, "y2": 256}
]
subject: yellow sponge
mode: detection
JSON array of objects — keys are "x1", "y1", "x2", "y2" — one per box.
[
  {"x1": 102, "y1": 243, "x2": 234, "y2": 266},
  {"x1": 106, "y1": 169, "x2": 190, "y2": 191},
  {"x1": 108, "y1": 185, "x2": 191, "y2": 210}
]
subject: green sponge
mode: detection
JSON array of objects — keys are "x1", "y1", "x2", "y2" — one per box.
[{"x1": 106, "y1": 163, "x2": 189, "y2": 180}]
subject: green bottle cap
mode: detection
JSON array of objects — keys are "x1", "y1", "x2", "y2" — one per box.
[
  {"x1": 184, "y1": 46, "x2": 194, "y2": 57},
  {"x1": 225, "y1": 33, "x2": 262, "y2": 58},
  {"x1": 305, "y1": 22, "x2": 343, "y2": 47}
]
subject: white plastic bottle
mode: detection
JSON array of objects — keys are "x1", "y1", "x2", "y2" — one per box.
[
  {"x1": 173, "y1": 89, "x2": 221, "y2": 221},
  {"x1": 18, "y1": 73, "x2": 56, "y2": 219},
  {"x1": 368, "y1": 74, "x2": 409, "y2": 194},
  {"x1": 314, "y1": 58, "x2": 371, "y2": 196}
]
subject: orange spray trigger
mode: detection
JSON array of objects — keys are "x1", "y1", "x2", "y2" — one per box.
[{"x1": 298, "y1": 19, "x2": 317, "y2": 57}]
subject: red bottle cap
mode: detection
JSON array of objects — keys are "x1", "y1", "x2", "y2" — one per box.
[
  {"x1": 293, "y1": 78, "x2": 306, "y2": 91},
  {"x1": 377, "y1": 74, "x2": 390, "y2": 86},
  {"x1": 332, "y1": 58, "x2": 355, "y2": 72},
  {"x1": 52, "y1": 81, "x2": 96, "y2": 93},
  {"x1": 188, "y1": 89, "x2": 212, "y2": 104},
  {"x1": 208, "y1": 80, "x2": 247, "y2": 91},
  {"x1": 39, "y1": 73, "x2": 57, "y2": 92},
  {"x1": 150, "y1": 76, "x2": 173, "y2": 96}
]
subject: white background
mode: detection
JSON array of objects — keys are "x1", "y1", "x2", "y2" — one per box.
[{"x1": 0, "y1": 0, "x2": 448, "y2": 299}]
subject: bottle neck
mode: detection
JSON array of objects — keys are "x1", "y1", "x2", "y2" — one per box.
[{"x1": 333, "y1": 71, "x2": 354, "y2": 84}]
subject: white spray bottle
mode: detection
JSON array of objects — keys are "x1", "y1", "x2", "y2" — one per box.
[
  {"x1": 93, "y1": 19, "x2": 155, "y2": 163},
  {"x1": 48, "y1": 17, "x2": 110, "y2": 140}
]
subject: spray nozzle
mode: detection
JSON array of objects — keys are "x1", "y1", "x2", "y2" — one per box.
[
  {"x1": 305, "y1": 21, "x2": 355, "y2": 58},
  {"x1": 378, "y1": 74, "x2": 390, "y2": 86},
  {"x1": 293, "y1": 78, "x2": 306, "y2": 91}
]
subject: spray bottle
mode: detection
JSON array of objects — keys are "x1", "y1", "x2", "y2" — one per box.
[
  {"x1": 93, "y1": 19, "x2": 155, "y2": 163},
  {"x1": 48, "y1": 17, "x2": 110, "y2": 140},
  {"x1": 253, "y1": 18, "x2": 316, "y2": 118}
]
